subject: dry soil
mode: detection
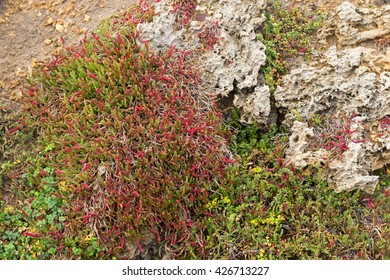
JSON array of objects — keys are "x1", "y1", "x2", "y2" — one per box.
[{"x1": 0, "y1": 0, "x2": 136, "y2": 107}]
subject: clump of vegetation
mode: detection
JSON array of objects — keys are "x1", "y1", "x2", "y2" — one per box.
[
  {"x1": 197, "y1": 21, "x2": 223, "y2": 50},
  {"x1": 171, "y1": 0, "x2": 223, "y2": 51},
  {"x1": 171, "y1": 0, "x2": 198, "y2": 29},
  {"x1": 308, "y1": 113, "x2": 366, "y2": 160},
  {"x1": 258, "y1": 0, "x2": 326, "y2": 93},
  {"x1": 379, "y1": 116, "x2": 390, "y2": 132},
  {"x1": 205, "y1": 111, "x2": 389, "y2": 260},
  {"x1": 373, "y1": 36, "x2": 389, "y2": 51},
  {"x1": 2, "y1": 1, "x2": 232, "y2": 259},
  {"x1": 1, "y1": 101, "x2": 75, "y2": 259}
]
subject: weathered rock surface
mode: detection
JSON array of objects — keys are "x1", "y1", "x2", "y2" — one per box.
[
  {"x1": 275, "y1": 46, "x2": 390, "y2": 124},
  {"x1": 287, "y1": 120, "x2": 383, "y2": 193},
  {"x1": 233, "y1": 85, "x2": 271, "y2": 125},
  {"x1": 137, "y1": 1, "x2": 389, "y2": 193},
  {"x1": 320, "y1": 1, "x2": 390, "y2": 47},
  {"x1": 286, "y1": 121, "x2": 328, "y2": 170},
  {"x1": 274, "y1": 0, "x2": 390, "y2": 124},
  {"x1": 275, "y1": 2, "x2": 389, "y2": 193},
  {"x1": 138, "y1": 0, "x2": 270, "y2": 126}
]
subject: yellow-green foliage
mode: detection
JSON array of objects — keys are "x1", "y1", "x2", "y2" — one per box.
[{"x1": 258, "y1": 0, "x2": 326, "y2": 93}]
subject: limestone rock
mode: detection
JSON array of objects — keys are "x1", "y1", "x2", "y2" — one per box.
[
  {"x1": 137, "y1": 0, "x2": 269, "y2": 126},
  {"x1": 275, "y1": 45, "x2": 389, "y2": 125},
  {"x1": 286, "y1": 120, "x2": 380, "y2": 194},
  {"x1": 198, "y1": 0, "x2": 267, "y2": 96},
  {"x1": 275, "y1": 2, "x2": 389, "y2": 192},
  {"x1": 336, "y1": 2, "x2": 362, "y2": 23},
  {"x1": 320, "y1": 1, "x2": 390, "y2": 46},
  {"x1": 328, "y1": 141, "x2": 379, "y2": 194},
  {"x1": 136, "y1": 2, "x2": 186, "y2": 50},
  {"x1": 233, "y1": 85, "x2": 270, "y2": 125},
  {"x1": 286, "y1": 121, "x2": 329, "y2": 169}
]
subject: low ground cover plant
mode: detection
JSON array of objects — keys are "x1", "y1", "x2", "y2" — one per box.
[
  {"x1": 258, "y1": 0, "x2": 326, "y2": 94},
  {"x1": 1, "y1": 1, "x2": 232, "y2": 259},
  {"x1": 206, "y1": 115, "x2": 389, "y2": 259},
  {"x1": 172, "y1": 0, "x2": 197, "y2": 29}
]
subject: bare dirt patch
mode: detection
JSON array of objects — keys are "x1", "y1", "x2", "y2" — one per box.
[{"x1": 0, "y1": 0, "x2": 136, "y2": 106}]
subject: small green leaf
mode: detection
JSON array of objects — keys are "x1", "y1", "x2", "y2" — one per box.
[{"x1": 44, "y1": 143, "x2": 55, "y2": 152}]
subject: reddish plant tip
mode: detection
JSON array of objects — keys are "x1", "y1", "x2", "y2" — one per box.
[
  {"x1": 197, "y1": 21, "x2": 223, "y2": 50},
  {"x1": 379, "y1": 116, "x2": 390, "y2": 130},
  {"x1": 171, "y1": 0, "x2": 198, "y2": 29},
  {"x1": 310, "y1": 113, "x2": 366, "y2": 162}
]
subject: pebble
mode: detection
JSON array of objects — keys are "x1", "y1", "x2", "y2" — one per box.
[{"x1": 55, "y1": 23, "x2": 64, "y2": 32}]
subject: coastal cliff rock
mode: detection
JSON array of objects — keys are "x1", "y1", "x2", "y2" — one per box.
[
  {"x1": 138, "y1": 0, "x2": 270, "y2": 126},
  {"x1": 275, "y1": 2, "x2": 389, "y2": 193},
  {"x1": 137, "y1": 1, "x2": 389, "y2": 193}
]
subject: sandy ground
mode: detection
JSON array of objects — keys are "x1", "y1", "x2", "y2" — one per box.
[{"x1": 0, "y1": 0, "x2": 137, "y2": 106}]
